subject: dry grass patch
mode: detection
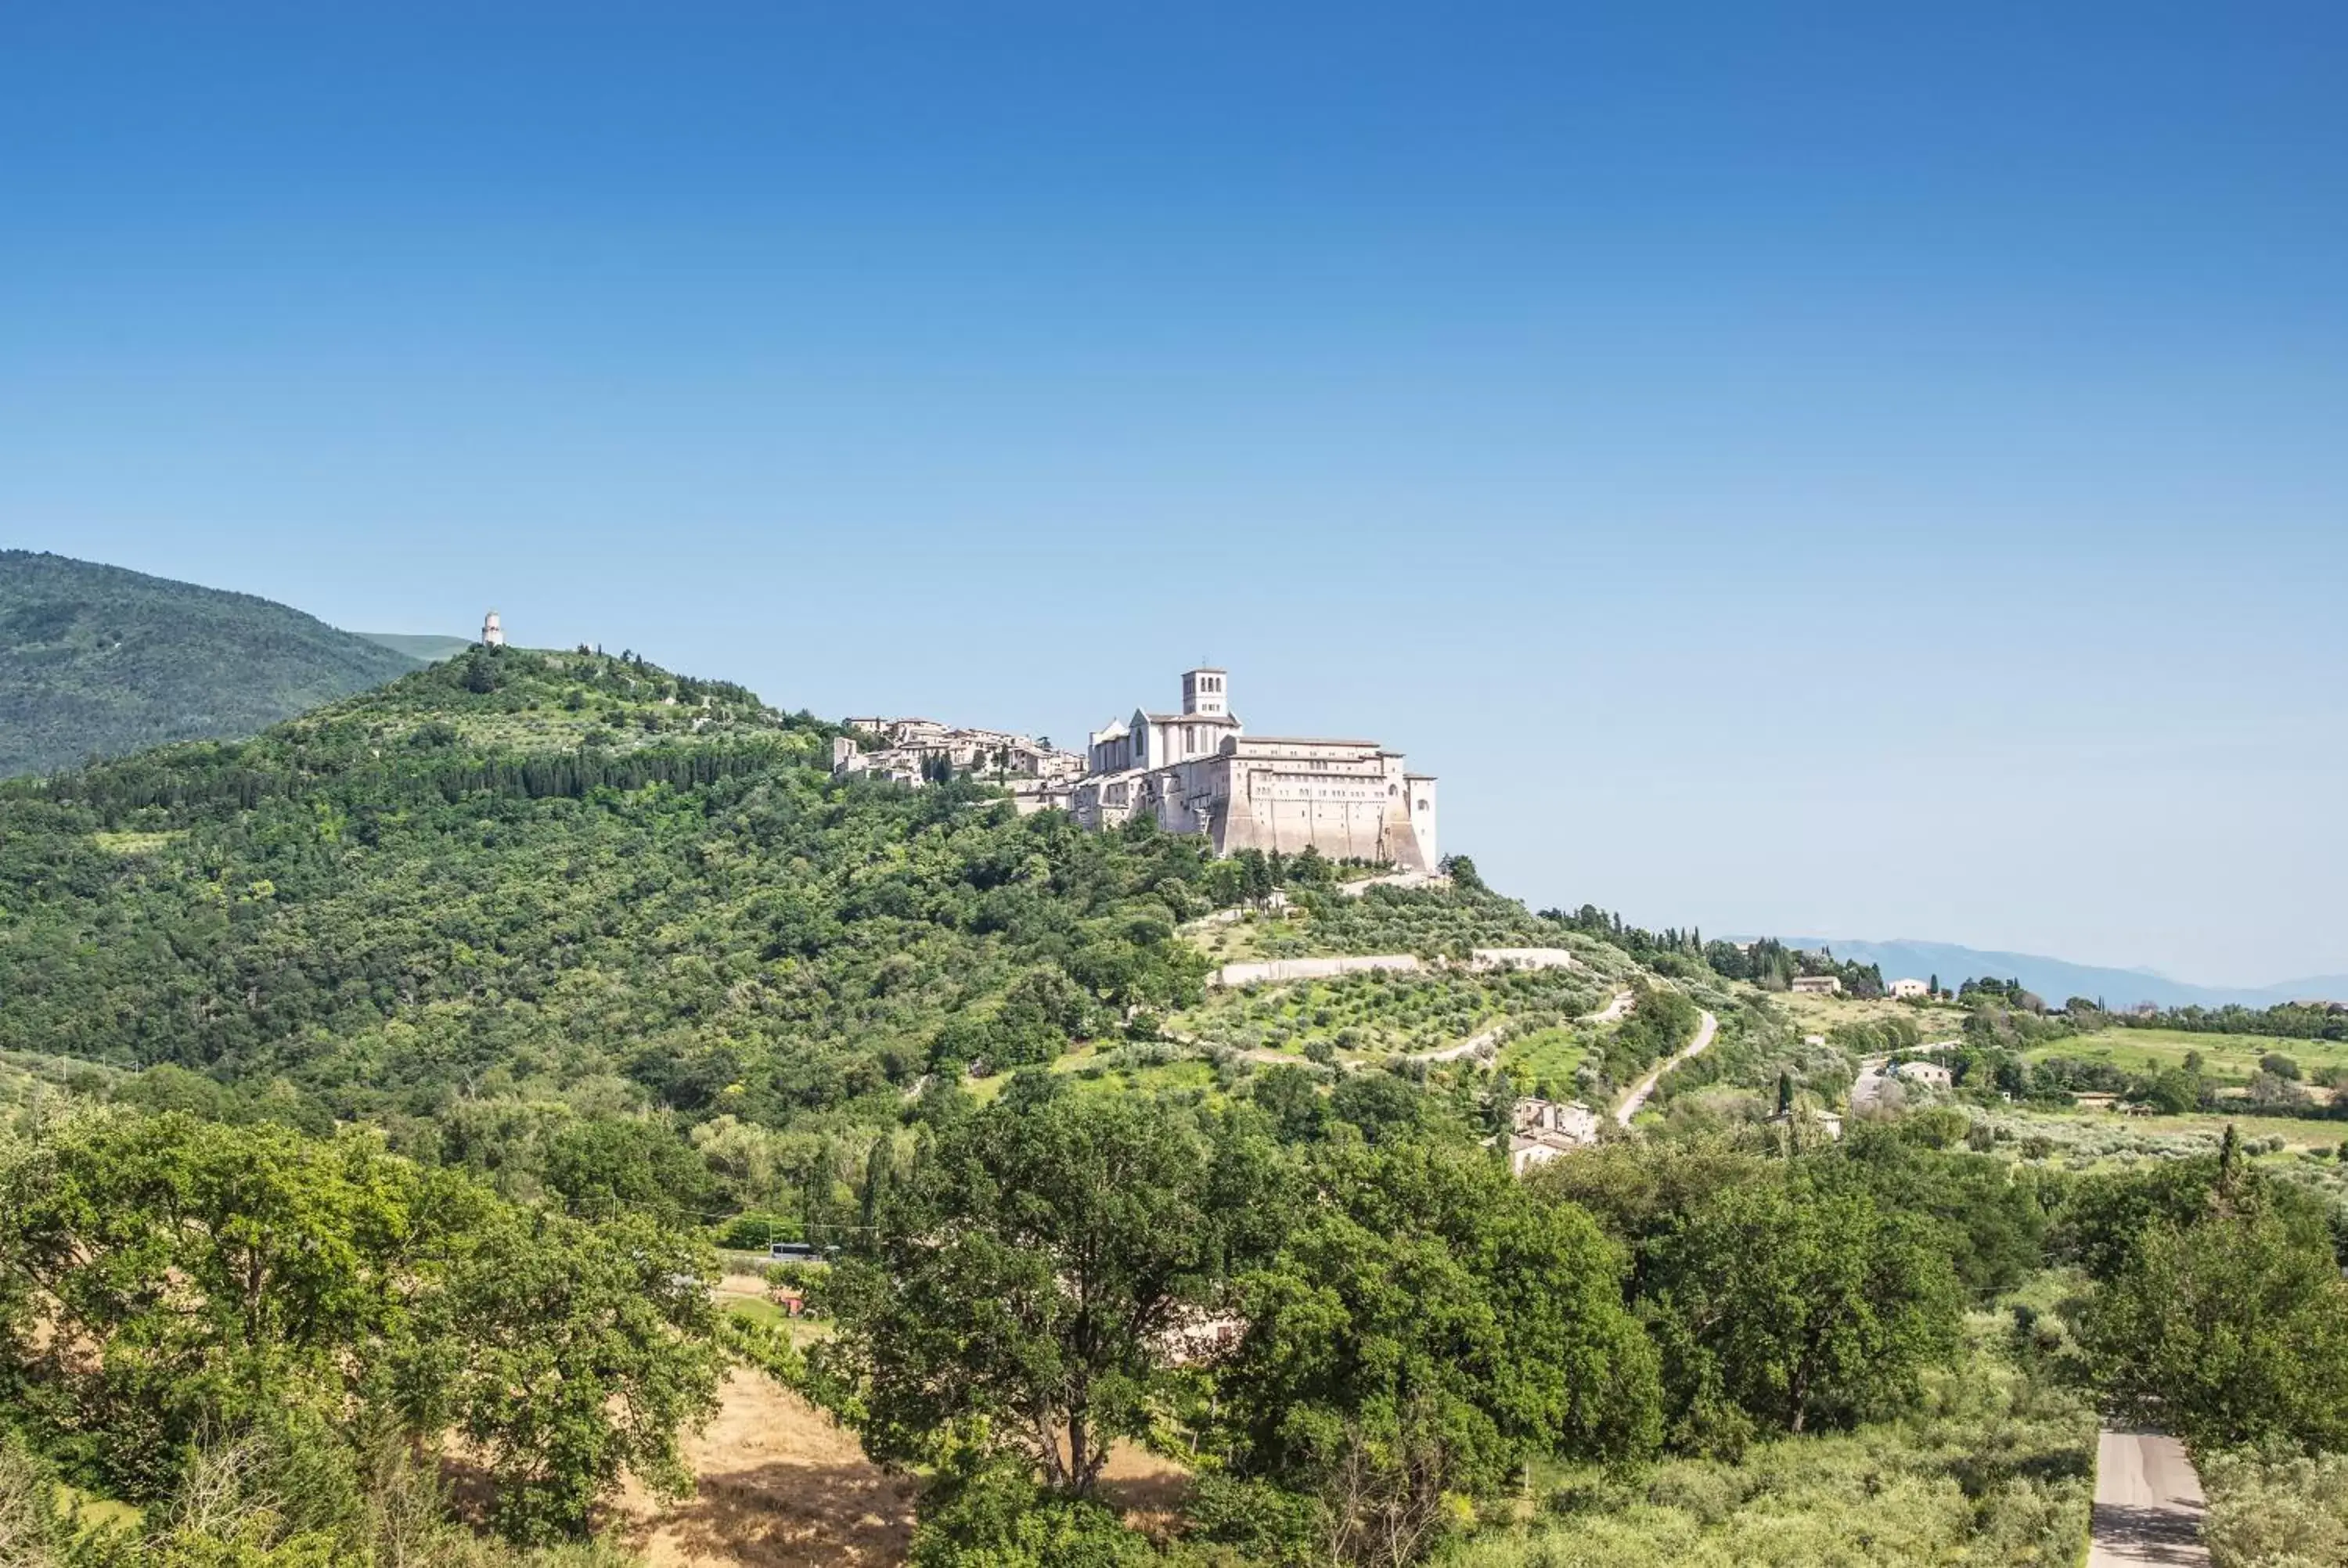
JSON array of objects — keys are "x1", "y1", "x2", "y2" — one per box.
[{"x1": 614, "y1": 1370, "x2": 915, "y2": 1568}]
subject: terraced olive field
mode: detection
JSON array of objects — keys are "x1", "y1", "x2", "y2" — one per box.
[
  {"x1": 1238, "y1": 886, "x2": 1594, "y2": 960},
  {"x1": 1172, "y1": 963, "x2": 1603, "y2": 1062}
]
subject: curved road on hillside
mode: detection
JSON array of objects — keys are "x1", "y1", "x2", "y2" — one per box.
[
  {"x1": 2088, "y1": 1429, "x2": 2209, "y2": 1566},
  {"x1": 1615, "y1": 1009, "x2": 1717, "y2": 1127},
  {"x1": 1586, "y1": 987, "x2": 1635, "y2": 1025}
]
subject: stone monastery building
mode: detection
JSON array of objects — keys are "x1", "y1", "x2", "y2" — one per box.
[{"x1": 1071, "y1": 668, "x2": 1440, "y2": 872}]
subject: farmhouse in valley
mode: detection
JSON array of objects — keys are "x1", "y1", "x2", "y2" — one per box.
[
  {"x1": 1507, "y1": 1097, "x2": 1602, "y2": 1174},
  {"x1": 1069, "y1": 668, "x2": 1441, "y2": 870}
]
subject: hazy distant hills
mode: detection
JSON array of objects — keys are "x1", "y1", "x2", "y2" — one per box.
[
  {"x1": 0, "y1": 551, "x2": 437, "y2": 777},
  {"x1": 1777, "y1": 936, "x2": 2348, "y2": 1010}
]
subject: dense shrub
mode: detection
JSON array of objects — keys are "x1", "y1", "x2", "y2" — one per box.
[
  {"x1": 2202, "y1": 1448, "x2": 2348, "y2": 1568},
  {"x1": 1433, "y1": 1329, "x2": 2091, "y2": 1568}
]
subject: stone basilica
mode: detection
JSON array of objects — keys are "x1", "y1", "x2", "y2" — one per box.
[{"x1": 1070, "y1": 668, "x2": 1439, "y2": 871}]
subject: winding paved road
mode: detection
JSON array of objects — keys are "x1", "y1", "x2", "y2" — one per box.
[
  {"x1": 1614, "y1": 1009, "x2": 1718, "y2": 1127},
  {"x1": 2088, "y1": 1429, "x2": 2209, "y2": 1566}
]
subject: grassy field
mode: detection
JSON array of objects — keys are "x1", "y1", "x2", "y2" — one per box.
[
  {"x1": 712, "y1": 1264, "x2": 834, "y2": 1341},
  {"x1": 1187, "y1": 907, "x2": 1302, "y2": 964},
  {"x1": 1764, "y1": 987, "x2": 1964, "y2": 1041},
  {"x1": 1981, "y1": 1105, "x2": 2348, "y2": 1210},
  {"x1": 722, "y1": 1295, "x2": 795, "y2": 1329},
  {"x1": 1497, "y1": 1025, "x2": 1592, "y2": 1098},
  {"x1": 1995, "y1": 1102, "x2": 2344, "y2": 1153},
  {"x1": 1061, "y1": 1051, "x2": 1222, "y2": 1098},
  {"x1": 60, "y1": 1485, "x2": 142, "y2": 1534},
  {"x1": 2024, "y1": 1025, "x2": 2348, "y2": 1087}
]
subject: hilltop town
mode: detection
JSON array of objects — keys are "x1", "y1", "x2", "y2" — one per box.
[{"x1": 831, "y1": 665, "x2": 1442, "y2": 869}]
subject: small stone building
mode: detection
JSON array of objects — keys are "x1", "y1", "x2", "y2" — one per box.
[{"x1": 1507, "y1": 1097, "x2": 1601, "y2": 1174}]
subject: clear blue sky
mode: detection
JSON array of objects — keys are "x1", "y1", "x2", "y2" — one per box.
[{"x1": 4, "y1": 3, "x2": 2343, "y2": 985}]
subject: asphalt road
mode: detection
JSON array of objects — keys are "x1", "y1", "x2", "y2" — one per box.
[{"x1": 2088, "y1": 1429, "x2": 2209, "y2": 1566}]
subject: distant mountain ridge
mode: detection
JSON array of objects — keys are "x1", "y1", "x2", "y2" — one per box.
[
  {"x1": 0, "y1": 551, "x2": 425, "y2": 777},
  {"x1": 1771, "y1": 936, "x2": 2348, "y2": 1010}
]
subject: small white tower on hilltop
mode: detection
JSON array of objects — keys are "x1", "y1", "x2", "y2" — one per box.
[{"x1": 481, "y1": 610, "x2": 506, "y2": 648}]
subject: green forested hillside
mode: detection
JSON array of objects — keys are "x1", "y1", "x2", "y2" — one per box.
[
  {"x1": 0, "y1": 646, "x2": 1255, "y2": 1154},
  {"x1": 0, "y1": 551, "x2": 421, "y2": 777},
  {"x1": 5, "y1": 645, "x2": 2346, "y2": 1568},
  {"x1": 0, "y1": 637, "x2": 1850, "y2": 1208}
]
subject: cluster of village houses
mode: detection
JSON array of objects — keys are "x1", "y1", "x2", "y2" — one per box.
[{"x1": 830, "y1": 715, "x2": 1087, "y2": 804}]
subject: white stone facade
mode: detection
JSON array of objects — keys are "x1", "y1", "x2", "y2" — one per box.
[{"x1": 1068, "y1": 669, "x2": 1439, "y2": 871}]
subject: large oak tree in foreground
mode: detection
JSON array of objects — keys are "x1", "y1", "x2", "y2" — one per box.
[
  {"x1": 2075, "y1": 1135, "x2": 2348, "y2": 1453},
  {"x1": 1212, "y1": 1138, "x2": 1662, "y2": 1568},
  {"x1": 807, "y1": 1074, "x2": 1275, "y2": 1496},
  {"x1": 1644, "y1": 1176, "x2": 1959, "y2": 1446}
]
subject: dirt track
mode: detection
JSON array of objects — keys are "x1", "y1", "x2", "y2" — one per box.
[
  {"x1": 614, "y1": 1369, "x2": 1192, "y2": 1568},
  {"x1": 616, "y1": 1371, "x2": 916, "y2": 1568}
]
